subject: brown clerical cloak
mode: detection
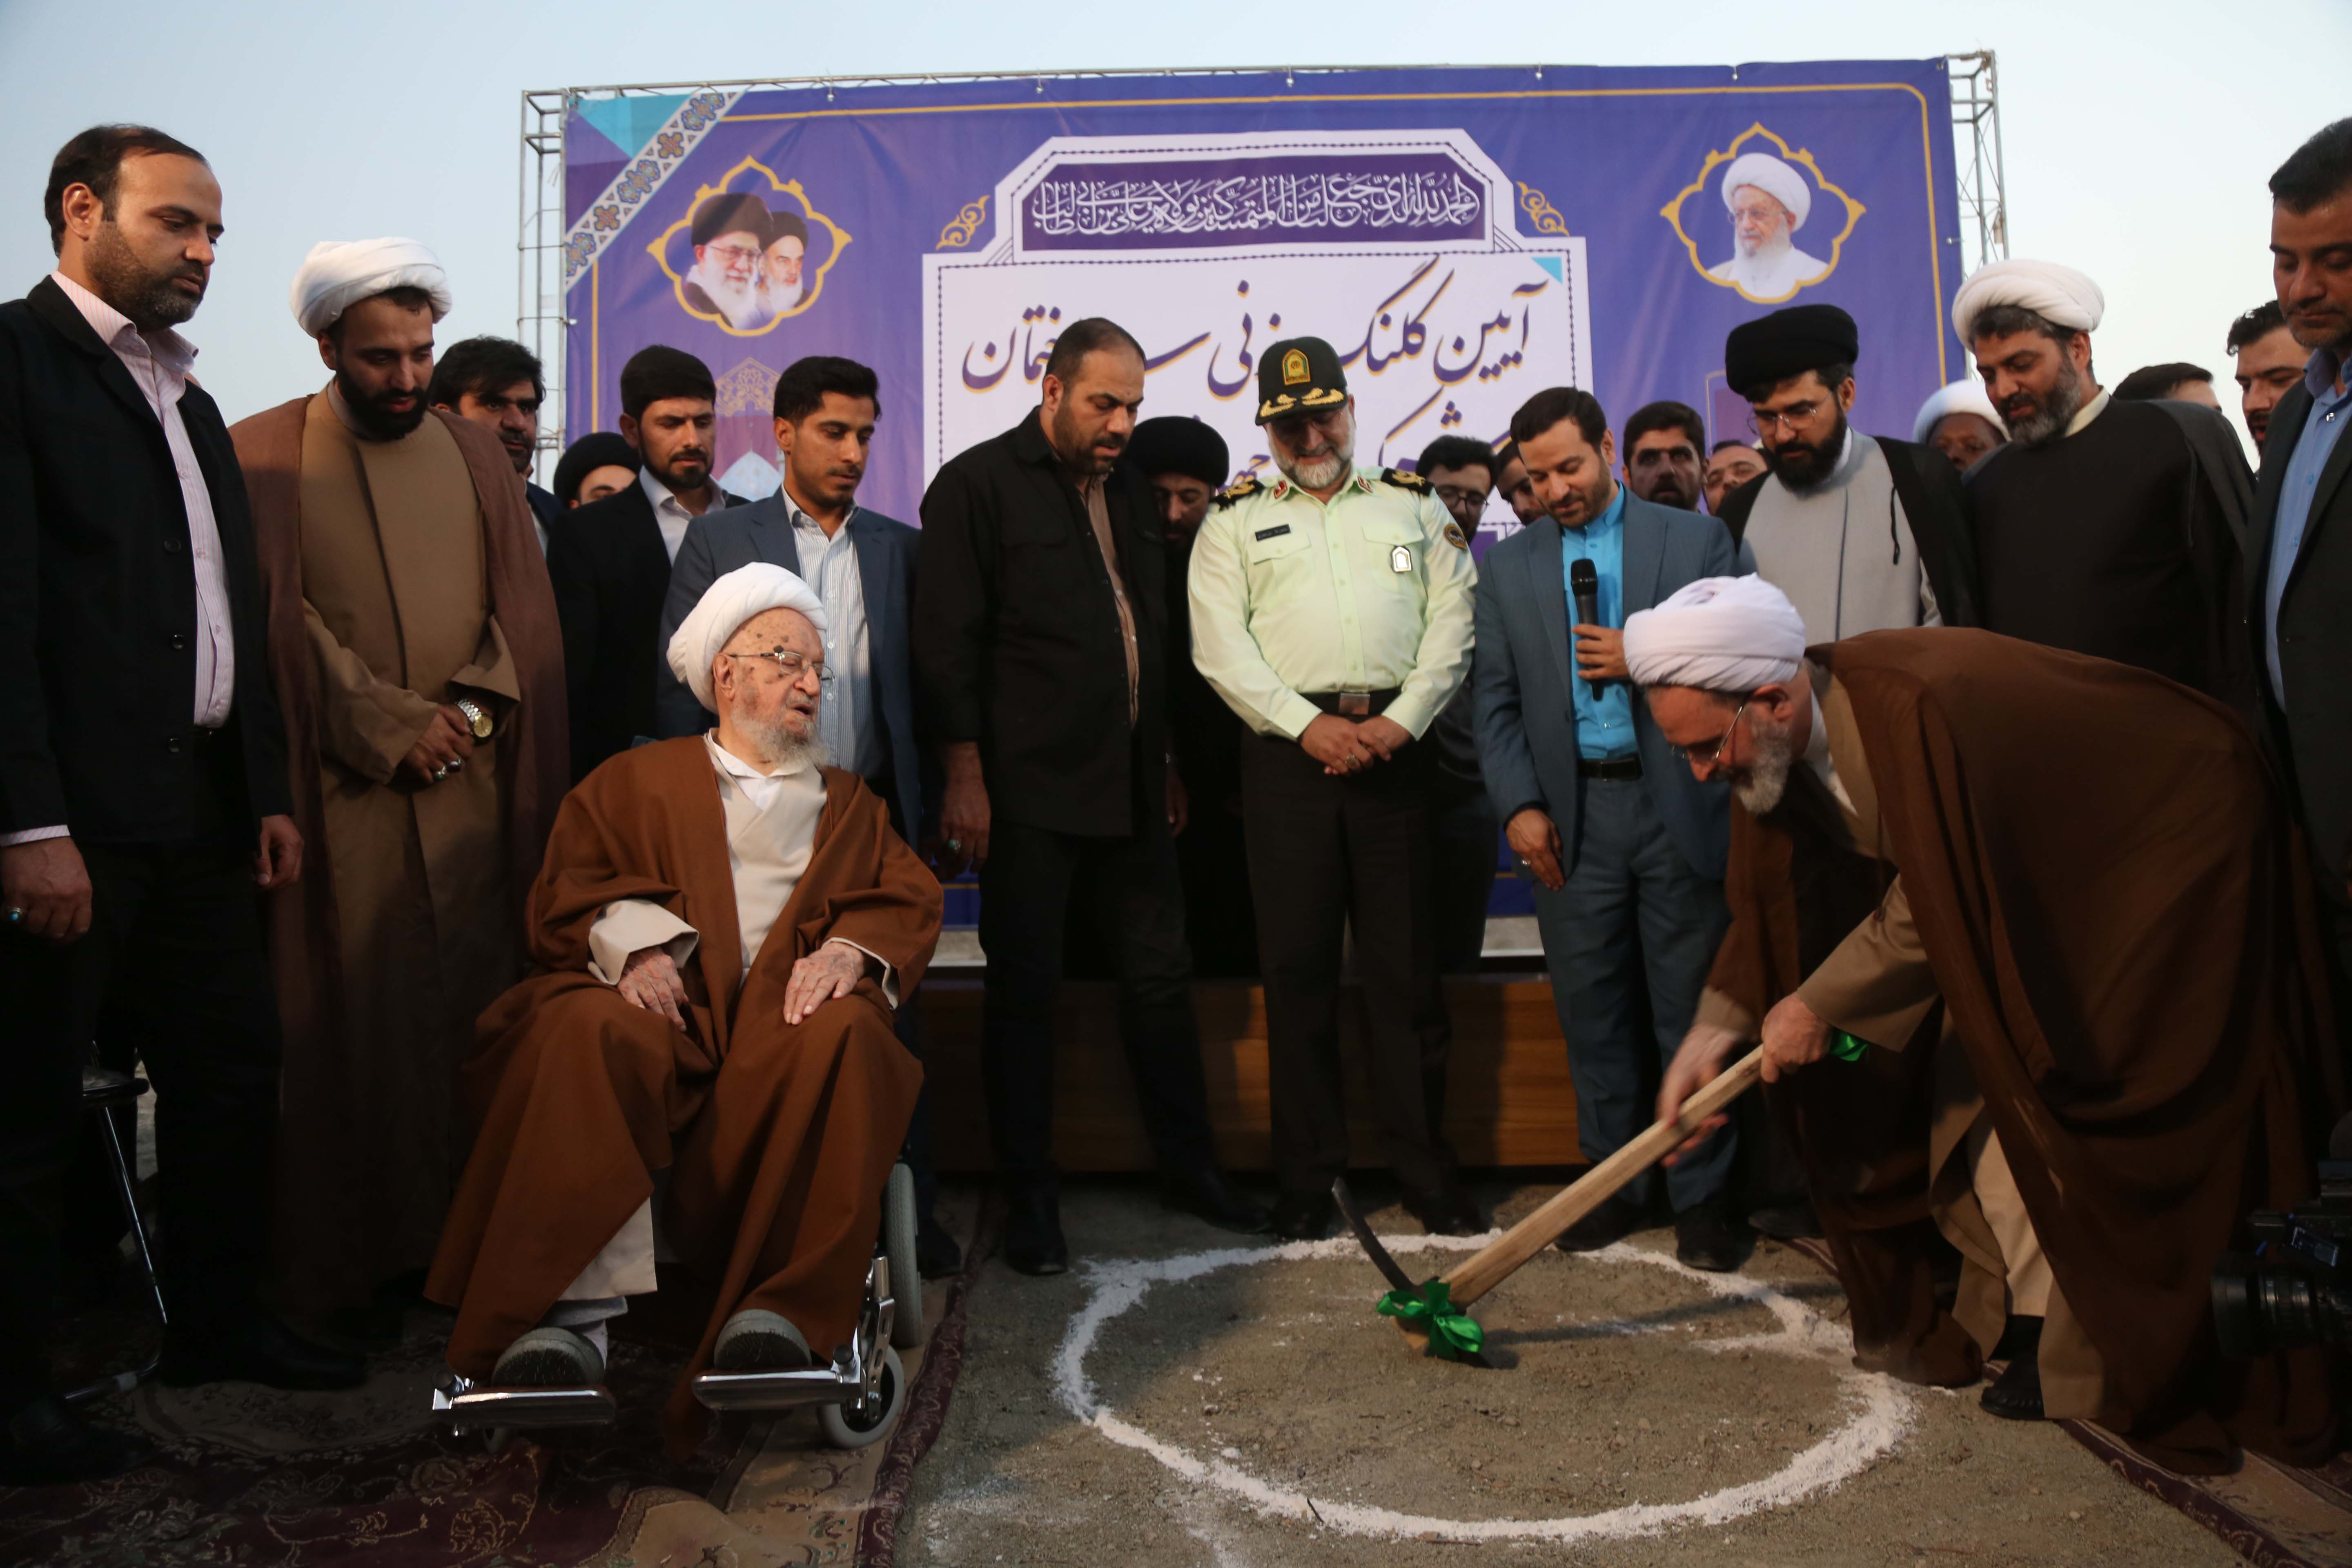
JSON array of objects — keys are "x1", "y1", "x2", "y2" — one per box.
[
  {"x1": 425, "y1": 738, "x2": 939, "y2": 1454},
  {"x1": 232, "y1": 395, "x2": 568, "y2": 1312},
  {"x1": 1708, "y1": 628, "x2": 2337, "y2": 1474}
]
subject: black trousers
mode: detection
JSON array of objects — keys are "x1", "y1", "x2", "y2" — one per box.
[
  {"x1": 0, "y1": 818, "x2": 281, "y2": 1412},
  {"x1": 1431, "y1": 783, "x2": 1498, "y2": 976},
  {"x1": 1241, "y1": 734, "x2": 1455, "y2": 1197},
  {"x1": 978, "y1": 815, "x2": 1215, "y2": 1185}
]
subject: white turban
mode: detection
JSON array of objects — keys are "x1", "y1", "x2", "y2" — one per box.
[
  {"x1": 1911, "y1": 379, "x2": 2008, "y2": 445},
  {"x1": 666, "y1": 563, "x2": 829, "y2": 714},
  {"x1": 1719, "y1": 152, "x2": 1812, "y2": 232},
  {"x1": 1624, "y1": 575, "x2": 1809, "y2": 694},
  {"x1": 290, "y1": 238, "x2": 453, "y2": 336},
  {"x1": 1950, "y1": 258, "x2": 2103, "y2": 345}
]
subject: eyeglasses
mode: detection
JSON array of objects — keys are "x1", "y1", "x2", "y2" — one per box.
[
  {"x1": 1671, "y1": 697, "x2": 1750, "y2": 771},
  {"x1": 1747, "y1": 400, "x2": 1827, "y2": 437},
  {"x1": 726, "y1": 648, "x2": 833, "y2": 684},
  {"x1": 703, "y1": 243, "x2": 762, "y2": 267},
  {"x1": 1433, "y1": 485, "x2": 1489, "y2": 512}
]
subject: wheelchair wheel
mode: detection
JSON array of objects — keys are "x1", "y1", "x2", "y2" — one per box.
[
  {"x1": 885, "y1": 1162, "x2": 924, "y2": 1348},
  {"x1": 820, "y1": 1345, "x2": 906, "y2": 1449}
]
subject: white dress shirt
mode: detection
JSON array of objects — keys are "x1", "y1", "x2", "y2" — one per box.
[
  {"x1": 5, "y1": 274, "x2": 235, "y2": 848},
  {"x1": 785, "y1": 498, "x2": 881, "y2": 780},
  {"x1": 640, "y1": 465, "x2": 726, "y2": 564}
]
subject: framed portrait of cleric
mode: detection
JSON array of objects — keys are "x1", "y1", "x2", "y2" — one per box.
[
  {"x1": 1659, "y1": 125, "x2": 1866, "y2": 305},
  {"x1": 649, "y1": 159, "x2": 852, "y2": 335}
]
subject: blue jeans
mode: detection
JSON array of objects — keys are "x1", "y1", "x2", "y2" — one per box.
[{"x1": 1534, "y1": 777, "x2": 1733, "y2": 1214}]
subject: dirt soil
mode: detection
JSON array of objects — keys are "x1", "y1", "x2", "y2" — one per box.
[{"x1": 900, "y1": 1177, "x2": 2243, "y2": 1567}]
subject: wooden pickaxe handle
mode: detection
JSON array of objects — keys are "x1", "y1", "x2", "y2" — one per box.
[{"x1": 1441, "y1": 1044, "x2": 1766, "y2": 1311}]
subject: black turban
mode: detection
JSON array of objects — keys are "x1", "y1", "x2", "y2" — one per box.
[
  {"x1": 552, "y1": 431, "x2": 641, "y2": 506},
  {"x1": 691, "y1": 192, "x2": 770, "y2": 246},
  {"x1": 767, "y1": 210, "x2": 810, "y2": 246},
  {"x1": 1724, "y1": 304, "x2": 1860, "y2": 397},
  {"x1": 1125, "y1": 416, "x2": 1230, "y2": 489}
]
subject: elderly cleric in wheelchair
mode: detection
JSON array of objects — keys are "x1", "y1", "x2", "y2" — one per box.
[{"x1": 424, "y1": 563, "x2": 942, "y2": 1453}]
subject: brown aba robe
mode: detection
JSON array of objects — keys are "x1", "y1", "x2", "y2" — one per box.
[
  {"x1": 425, "y1": 738, "x2": 938, "y2": 1454},
  {"x1": 231, "y1": 391, "x2": 568, "y2": 1311},
  {"x1": 1701, "y1": 628, "x2": 2337, "y2": 1474}
]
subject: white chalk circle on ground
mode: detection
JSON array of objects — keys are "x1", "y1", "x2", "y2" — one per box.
[{"x1": 1051, "y1": 1232, "x2": 1918, "y2": 1544}]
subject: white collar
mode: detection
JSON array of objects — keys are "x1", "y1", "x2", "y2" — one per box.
[
  {"x1": 2063, "y1": 388, "x2": 2111, "y2": 439},
  {"x1": 50, "y1": 269, "x2": 196, "y2": 375}
]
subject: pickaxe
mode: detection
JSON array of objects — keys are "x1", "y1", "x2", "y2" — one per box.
[{"x1": 1336, "y1": 1044, "x2": 1767, "y2": 1358}]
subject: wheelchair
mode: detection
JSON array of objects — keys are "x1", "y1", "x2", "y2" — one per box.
[{"x1": 432, "y1": 1162, "x2": 927, "y2": 1451}]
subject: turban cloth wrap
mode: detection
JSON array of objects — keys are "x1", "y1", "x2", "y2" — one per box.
[
  {"x1": 1125, "y1": 416, "x2": 1232, "y2": 490},
  {"x1": 1951, "y1": 258, "x2": 2105, "y2": 344},
  {"x1": 1720, "y1": 151, "x2": 1813, "y2": 231},
  {"x1": 290, "y1": 238, "x2": 452, "y2": 336},
  {"x1": 1623, "y1": 575, "x2": 1809, "y2": 694},
  {"x1": 1911, "y1": 379, "x2": 2009, "y2": 445},
  {"x1": 667, "y1": 563, "x2": 830, "y2": 713},
  {"x1": 1724, "y1": 304, "x2": 1860, "y2": 397}
]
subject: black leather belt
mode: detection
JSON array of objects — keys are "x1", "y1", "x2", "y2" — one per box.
[
  {"x1": 1577, "y1": 755, "x2": 1642, "y2": 781},
  {"x1": 1302, "y1": 688, "x2": 1403, "y2": 717}
]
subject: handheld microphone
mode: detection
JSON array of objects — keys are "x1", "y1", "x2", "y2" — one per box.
[{"x1": 1569, "y1": 558, "x2": 1602, "y2": 697}]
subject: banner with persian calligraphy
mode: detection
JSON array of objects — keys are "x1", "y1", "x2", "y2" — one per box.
[{"x1": 563, "y1": 61, "x2": 1965, "y2": 548}]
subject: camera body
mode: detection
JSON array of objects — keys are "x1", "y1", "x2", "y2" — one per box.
[{"x1": 2211, "y1": 1158, "x2": 2352, "y2": 1357}]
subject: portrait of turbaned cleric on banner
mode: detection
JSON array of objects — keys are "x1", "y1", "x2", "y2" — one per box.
[
  {"x1": 653, "y1": 160, "x2": 851, "y2": 334},
  {"x1": 1661, "y1": 125, "x2": 1865, "y2": 304}
]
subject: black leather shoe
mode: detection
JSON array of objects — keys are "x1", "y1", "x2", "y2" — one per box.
[
  {"x1": 1747, "y1": 1199, "x2": 1825, "y2": 1241},
  {"x1": 1555, "y1": 1195, "x2": 1644, "y2": 1252},
  {"x1": 1161, "y1": 1164, "x2": 1272, "y2": 1234},
  {"x1": 1400, "y1": 1182, "x2": 1483, "y2": 1237},
  {"x1": 1674, "y1": 1200, "x2": 1742, "y2": 1272},
  {"x1": 1981, "y1": 1315, "x2": 2046, "y2": 1420},
  {"x1": 1002, "y1": 1188, "x2": 1069, "y2": 1276},
  {"x1": 916, "y1": 1213, "x2": 964, "y2": 1279},
  {"x1": 1271, "y1": 1191, "x2": 1336, "y2": 1241},
  {"x1": 1, "y1": 1395, "x2": 155, "y2": 1486},
  {"x1": 160, "y1": 1312, "x2": 367, "y2": 1391}
]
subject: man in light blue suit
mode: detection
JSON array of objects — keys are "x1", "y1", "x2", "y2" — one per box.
[
  {"x1": 655, "y1": 356, "x2": 952, "y2": 1273},
  {"x1": 1472, "y1": 386, "x2": 1753, "y2": 1270}
]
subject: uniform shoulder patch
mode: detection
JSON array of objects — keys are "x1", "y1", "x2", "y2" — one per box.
[
  {"x1": 1381, "y1": 467, "x2": 1430, "y2": 491},
  {"x1": 1443, "y1": 521, "x2": 1470, "y2": 550},
  {"x1": 1212, "y1": 476, "x2": 1262, "y2": 510}
]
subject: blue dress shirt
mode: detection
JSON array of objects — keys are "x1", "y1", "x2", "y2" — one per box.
[
  {"x1": 1560, "y1": 484, "x2": 1637, "y2": 760},
  {"x1": 2266, "y1": 344, "x2": 2352, "y2": 700}
]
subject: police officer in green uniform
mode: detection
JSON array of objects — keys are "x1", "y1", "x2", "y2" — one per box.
[{"x1": 1187, "y1": 336, "x2": 1481, "y2": 1241}]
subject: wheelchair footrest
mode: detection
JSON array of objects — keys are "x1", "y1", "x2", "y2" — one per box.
[
  {"x1": 433, "y1": 1371, "x2": 617, "y2": 1431},
  {"x1": 692, "y1": 1351, "x2": 858, "y2": 1412}
]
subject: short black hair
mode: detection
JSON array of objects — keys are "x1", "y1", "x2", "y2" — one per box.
[
  {"x1": 44, "y1": 124, "x2": 206, "y2": 256},
  {"x1": 1508, "y1": 386, "x2": 1608, "y2": 450},
  {"x1": 428, "y1": 336, "x2": 544, "y2": 411},
  {"x1": 1709, "y1": 437, "x2": 1757, "y2": 456},
  {"x1": 2270, "y1": 117, "x2": 2352, "y2": 215},
  {"x1": 773, "y1": 355, "x2": 881, "y2": 424},
  {"x1": 1493, "y1": 439, "x2": 1521, "y2": 470},
  {"x1": 2228, "y1": 300, "x2": 2289, "y2": 356},
  {"x1": 2113, "y1": 362, "x2": 2214, "y2": 402},
  {"x1": 1414, "y1": 435, "x2": 1496, "y2": 482},
  {"x1": 1622, "y1": 400, "x2": 1706, "y2": 454},
  {"x1": 620, "y1": 345, "x2": 716, "y2": 420},
  {"x1": 1043, "y1": 317, "x2": 1144, "y2": 385}
]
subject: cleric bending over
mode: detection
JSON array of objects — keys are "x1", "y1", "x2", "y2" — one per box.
[
  {"x1": 425, "y1": 563, "x2": 940, "y2": 1455},
  {"x1": 1636, "y1": 576, "x2": 2337, "y2": 1475}
]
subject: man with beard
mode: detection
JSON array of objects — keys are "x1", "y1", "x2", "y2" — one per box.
[
  {"x1": 1620, "y1": 401, "x2": 1706, "y2": 511},
  {"x1": 2230, "y1": 299, "x2": 2309, "y2": 452},
  {"x1": 1, "y1": 125, "x2": 359, "y2": 1483},
  {"x1": 1911, "y1": 381, "x2": 2007, "y2": 474},
  {"x1": 1128, "y1": 415, "x2": 1256, "y2": 977},
  {"x1": 682, "y1": 192, "x2": 772, "y2": 331},
  {"x1": 430, "y1": 335, "x2": 559, "y2": 550},
  {"x1": 1958, "y1": 259, "x2": 2254, "y2": 710},
  {"x1": 1494, "y1": 439, "x2": 1544, "y2": 528},
  {"x1": 1188, "y1": 336, "x2": 1479, "y2": 1242},
  {"x1": 1706, "y1": 152, "x2": 1829, "y2": 301},
  {"x1": 1416, "y1": 434, "x2": 1505, "y2": 974},
  {"x1": 1469, "y1": 388, "x2": 1749, "y2": 1267},
  {"x1": 917, "y1": 319, "x2": 1265, "y2": 1272},
  {"x1": 231, "y1": 239, "x2": 568, "y2": 1325},
  {"x1": 1702, "y1": 439, "x2": 1766, "y2": 514},
  {"x1": 760, "y1": 212, "x2": 809, "y2": 319},
  {"x1": 1713, "y1": 305, "x2": 1980, "y2": 641},
  {"x1": 554, "y1": 345, "x2": 744, "y2": 781},
  {"x1": 428, "y1": 566, "x2": 937, "y2": 1454},
  {"x1": 1639, "y1": 576, "x2": 2336, "y2": 1470}
]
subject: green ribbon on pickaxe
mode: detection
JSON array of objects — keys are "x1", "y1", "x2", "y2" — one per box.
[{"x1": 1376, "y1": 1276, "x2": 1485, "y2": 1360}]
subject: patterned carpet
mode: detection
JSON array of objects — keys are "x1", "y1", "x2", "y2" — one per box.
[{"x1": 0, "y1": 1196, "x2": 991, "y2": 1568}]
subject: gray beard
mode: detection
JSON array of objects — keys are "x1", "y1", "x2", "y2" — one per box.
[
  {"x1": 1276, "y1": 436, "x2": 1354, "y2": 492},
  {"x1": 1732, "y1": 718, "x2": 1798, "y2": 815},
  {"x1": 2006, "y1": 358, "x2": 2086, "y2": 447},
  {"x1": 731, "y1": 707, "x2": 831, "y2": 771}
]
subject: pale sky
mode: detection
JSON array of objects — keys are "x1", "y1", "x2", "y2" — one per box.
[{"x1": 2, "y1": 0, "x2": 2343, "y2": 455}]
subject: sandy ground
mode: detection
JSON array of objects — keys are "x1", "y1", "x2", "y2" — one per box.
[{"x1": 900, "y1": 1177, "x2": 2242, "y2": 1568}]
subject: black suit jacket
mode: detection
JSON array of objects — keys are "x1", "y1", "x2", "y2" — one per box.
[
  {"x1": 2250, "y1": 375, "x2": 2352, "y2": 883},
  {"x1": 914, "y1": 409, "x2": 1169, "y2": 838},
  {"x1": 548, "y1": 475, "x2": 742, "y2": 782},
  {"x1": 0, "y1": 277, "x2": 289, "y2": 842}
]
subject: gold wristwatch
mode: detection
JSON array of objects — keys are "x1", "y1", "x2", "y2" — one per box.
[{"x1": 454, "y1": 697, "x2": 494, "y2": 739}]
